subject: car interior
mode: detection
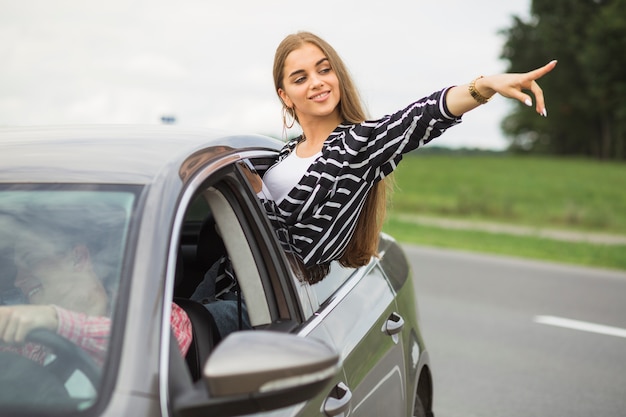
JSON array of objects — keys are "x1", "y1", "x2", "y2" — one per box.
[
  {"x1": 171, "y1": 178, "x2": 280, "y2": 381},
  {"x1": 173, "y1": 211, "x2": 224, "y2": 380},
  {"x1": 172, "y1": 193, "x2": 236, "y2": 381}
]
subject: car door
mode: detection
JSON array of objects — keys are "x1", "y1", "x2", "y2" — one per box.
[{"x1": 298, "y1": 263, "x2": 407, "y2": 417}]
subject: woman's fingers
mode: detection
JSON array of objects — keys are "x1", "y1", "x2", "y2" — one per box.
[
  {"x1": 527, "y1": 60, "x2": 557, "y2": 116},
  {"x1": 0, "y1": 309, "x2": 19, "y2": 343},
  {"x1": 527, "y1": 60, "x2": 558, "y2": 82},
  {"x1": 513, "y1": 60, "x2": 557, "y2": 116},
  {"x1": 528, "y1": 80, "x2": 547, "y2": 116},
  {"x1": 0, "y1": 306, "x2": 57, "y2": 343}
]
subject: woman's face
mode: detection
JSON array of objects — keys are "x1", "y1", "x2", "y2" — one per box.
[
  {"x1": 278, "y1": 43, "x2": 341, "y2": 126},
  {"x1": 13, "y1": 232, "x2": 108, "y2": 316}
]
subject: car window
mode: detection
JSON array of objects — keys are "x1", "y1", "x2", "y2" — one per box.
[
  {"x1": 309, "y1": 262, "x2": 356, "y2": 308},
  {"x1": 0, "y1": 185, "x2": 138, "y2": 413},
  {"x1": 202, "y1": 186, "x2": 272, "y2": 327},
  {"x1": 169, "y1": 159, "x2": 301, "y2": 379}
]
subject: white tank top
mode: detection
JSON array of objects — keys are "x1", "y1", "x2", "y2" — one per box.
[{"x1": 263, "y1": 149, "x2": 321, "y2": 203}]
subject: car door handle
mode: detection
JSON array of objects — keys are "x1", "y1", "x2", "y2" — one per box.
[
  {"x1": 382, "y1": 312, "x2": 405, "y2": 336},
  {"x1": 323, "y1": 381, "x2": 352, "y2": 416}
]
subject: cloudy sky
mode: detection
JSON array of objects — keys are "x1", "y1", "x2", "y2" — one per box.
[{"x1": 1, "y1": 0, "x2": 532, "y2": 150}]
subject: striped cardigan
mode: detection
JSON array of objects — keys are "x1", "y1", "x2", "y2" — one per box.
[{"x1": 262, "y1": 87, "x2": 462, "y2": 273}]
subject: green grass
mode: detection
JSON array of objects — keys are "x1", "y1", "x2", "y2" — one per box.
[
  {"x1": 389, "y1": 154, "x2": 626, "y2": 233},
  {"x1": 382, "y1": 154, "x2": 626, "y2": 271},
  {"x1": 384, "y1": 217, "x2": 626, "y2": 271}
]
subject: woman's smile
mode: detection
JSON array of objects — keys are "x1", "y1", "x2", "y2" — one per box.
[{"x1": 310, "y1": 90, "x2": 331, "y2": 101}]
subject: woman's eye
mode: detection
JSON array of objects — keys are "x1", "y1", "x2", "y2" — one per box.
[
  {"x1": 320, "y1": 68, "x2": 330, "y2": 74},
  {"x1": 294, "y1": 77, "x2": 306, "y2": 84},
  {"x1": 15, "y1": 251, "x2": 40, "y2": 269}
]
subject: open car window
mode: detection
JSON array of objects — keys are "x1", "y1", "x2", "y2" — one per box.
[
  {"x1": 0, "y1": 185, "x2": 138, "y2": 414},
  {"x1": 168, "y1": 157, "x2": 306, "y2": 385}
]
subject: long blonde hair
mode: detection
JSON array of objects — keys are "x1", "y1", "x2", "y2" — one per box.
[{"x1": 273, "y1": 31, "x2": 390, "y2": 268}]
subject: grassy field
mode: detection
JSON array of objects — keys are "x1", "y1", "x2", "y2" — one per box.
[{"x1": 382, "y1": 153, "x2": 626, "y2": 271}]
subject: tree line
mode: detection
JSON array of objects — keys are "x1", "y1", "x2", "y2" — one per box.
[{"x1": 500, "y1": 0, "x2": 626, "y2": 160}]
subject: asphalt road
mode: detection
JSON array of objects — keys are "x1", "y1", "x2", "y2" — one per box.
[{"x1": 405, "y1": 245, "x2": 626, "y2": 417}]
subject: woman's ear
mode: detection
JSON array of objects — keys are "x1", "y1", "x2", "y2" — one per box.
[
  {"x1": 278, "y1": 89, "x2": 292, "y2": 109},
  {"x1": 71, "y1": 245, "x2": 91, "y2": 269}
]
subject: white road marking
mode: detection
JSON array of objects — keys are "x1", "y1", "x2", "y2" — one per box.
[{"x1": 534, "y1": 315, "x2": 626, "y2": 338}]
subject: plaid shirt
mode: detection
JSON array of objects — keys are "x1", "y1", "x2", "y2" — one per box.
[{"x1": 3, "y1": 302, "x2": 192, "y2": 367}]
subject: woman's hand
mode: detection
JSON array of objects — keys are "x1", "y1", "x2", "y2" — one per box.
[
  {"x1": 446, "y1": 60, "x2": 558, "y2": 117},
  {"x1": 0, "y1": 305, "x2": 58, "y2": 344},
  {"x1": 479, "y1": 60, "x2": 558, "y2": 116}
]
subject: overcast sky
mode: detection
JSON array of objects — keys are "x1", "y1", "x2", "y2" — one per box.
[{"x1": 1, "y1": 0, "x2": 532, "y2": 150}]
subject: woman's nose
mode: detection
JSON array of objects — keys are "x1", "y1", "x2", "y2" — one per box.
[
  {"x1": 14, "y1": 268, "x2": 31, "y2": 291},
  {"x1": 310, "y1": 75, "x2": 323, "y2": 89}
]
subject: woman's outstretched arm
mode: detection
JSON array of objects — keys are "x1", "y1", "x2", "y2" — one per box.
[{"x1": 445, "y1": 60, "x2": 558, "y2": 118}]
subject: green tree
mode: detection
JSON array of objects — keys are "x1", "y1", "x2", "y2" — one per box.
[{"x1": 500, "y1": 0, "x2": 626, "y2": 160}]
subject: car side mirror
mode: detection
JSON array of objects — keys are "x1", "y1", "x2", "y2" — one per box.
[{"x1": 174, "y1": 330, "x2": 340, "y2": 417}]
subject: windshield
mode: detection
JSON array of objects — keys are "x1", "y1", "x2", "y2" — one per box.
[{"x1": 0, "y1": 185, "x2": 138, "y2": 414}]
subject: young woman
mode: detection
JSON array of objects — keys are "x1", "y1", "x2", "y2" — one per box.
[{"x1": 262, "y1": 31, "x2": 557, "y2": 282}]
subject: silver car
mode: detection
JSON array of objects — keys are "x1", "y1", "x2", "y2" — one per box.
[{"x1": 0, "y1": 126, "x2": 433, "y2": 417}]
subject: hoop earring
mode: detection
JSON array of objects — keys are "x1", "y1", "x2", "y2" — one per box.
[{"x1": 282, "y1": 106, "x2": 296, "y2": 129}]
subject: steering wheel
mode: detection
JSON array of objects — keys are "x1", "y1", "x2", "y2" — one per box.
[
  {"x1": 26, "y1": 328, "x2": 102, "y2": 387},
  {"x1": 0, "y1": 329, "x2": 101, "y2": 407}
]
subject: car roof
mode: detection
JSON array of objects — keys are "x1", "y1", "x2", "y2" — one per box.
[{"x1": 0, "y1": 125, "x2": 283, "y2": 184}]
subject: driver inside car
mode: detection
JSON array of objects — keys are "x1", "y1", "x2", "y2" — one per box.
[{"x1": 0, "y1": 213, "x2": 192, "y2": 367}]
